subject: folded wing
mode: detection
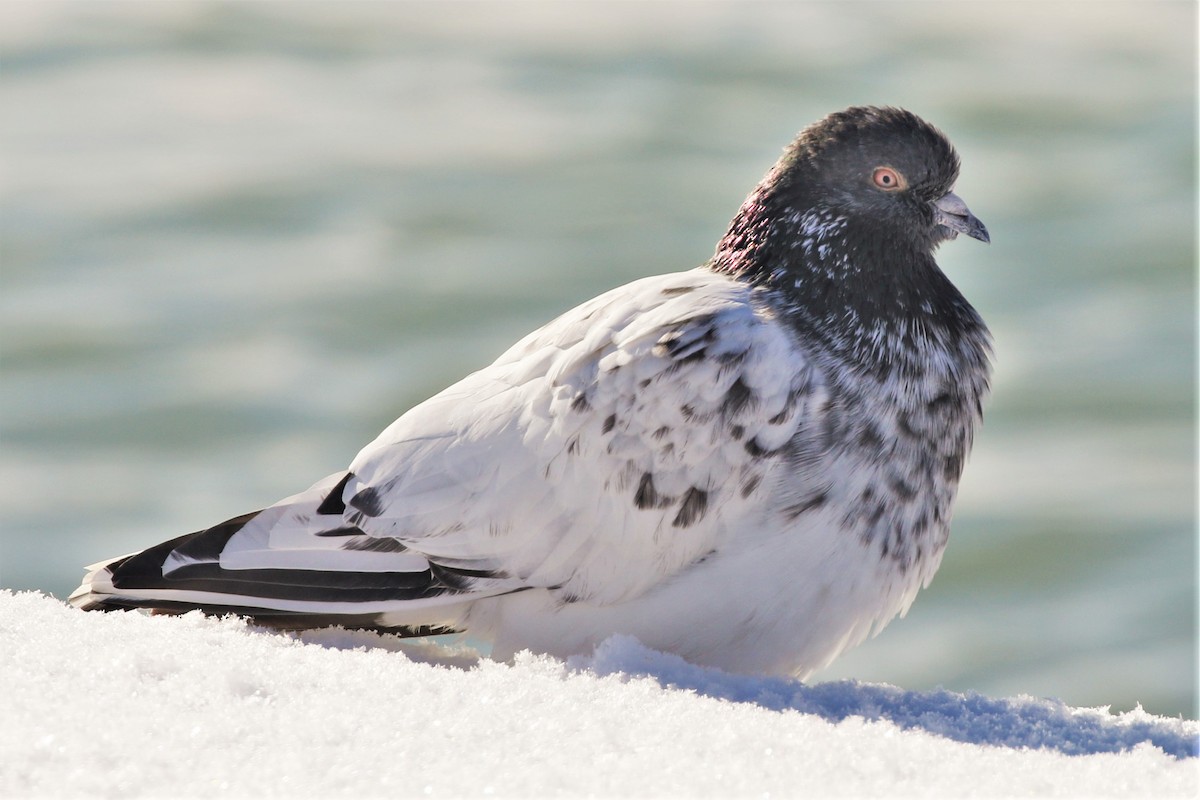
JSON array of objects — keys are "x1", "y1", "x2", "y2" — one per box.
[{"x1": 70, "y1": 269, "x2": 821, "y2": 629}]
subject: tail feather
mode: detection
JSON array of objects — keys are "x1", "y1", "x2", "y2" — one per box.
[{"x1": 68, "y1": 471, "x2": 513, "y2": 634}]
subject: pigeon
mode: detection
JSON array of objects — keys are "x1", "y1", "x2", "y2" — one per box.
[{"x1": 70, "y1": 106, "x2": 992, "y2": 678}]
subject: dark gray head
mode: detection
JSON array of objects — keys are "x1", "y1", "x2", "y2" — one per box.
[
  {"x1": 711, "y1": 106, "x2": 990, "y2": 373},
  {"x1": 715, "y1": 106, "x2": 987, "y2": 273},
  {"x1": 782, "y1": 106, "x2": 987, "y2": 247}
]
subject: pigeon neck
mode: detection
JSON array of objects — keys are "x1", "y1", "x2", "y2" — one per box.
[{"x1": 710, "y1": 192, "x2": 983, "y2": 378}]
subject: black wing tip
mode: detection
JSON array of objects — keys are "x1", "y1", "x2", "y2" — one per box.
[
  {"x1": 72, "y1": 593, "x2": 461, "y2": 637},
  {"x1": 316, "y1": 472, "x2": 353, "y2": 515},
  {"x1": 69, "y1": 482, "x2": 493, "y2": 633}
]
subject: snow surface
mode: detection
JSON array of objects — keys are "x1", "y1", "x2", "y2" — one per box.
[{"x1": 2, "y1": 591, "x2": 1196, "y2": 798}]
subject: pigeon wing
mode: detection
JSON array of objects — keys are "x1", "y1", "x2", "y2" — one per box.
[
  {"x1": 73, "y1": 269, "x2": 824, "y2": 626},
  {"x1": 343, "y1": 268, "x2": 822, "y2": 606}
]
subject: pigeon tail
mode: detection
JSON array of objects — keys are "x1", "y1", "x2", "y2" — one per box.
[{"x1": 67, "y1": 472, "x2": 494, "y2": 635}]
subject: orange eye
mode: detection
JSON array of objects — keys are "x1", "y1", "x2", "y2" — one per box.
[{"x1": 872, "y1": 166, "x2": 906, "y2": 191}]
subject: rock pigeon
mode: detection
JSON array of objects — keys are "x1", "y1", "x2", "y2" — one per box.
[{"x1": 70, "y1": 106, "x2": 991, "y2": 678}]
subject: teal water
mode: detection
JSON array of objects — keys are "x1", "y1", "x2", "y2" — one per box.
[{"x1": 1, "y1": 2, "x2": 1195, "y2": 718}]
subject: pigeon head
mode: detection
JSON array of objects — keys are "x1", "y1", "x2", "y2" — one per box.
[
  {"x1": 785, "y1": 106, "x2": 988, "y2": 248},
  {"x1": 715, "y1": 107, "x2": 988, "y2": 277},
  {"x1": 711, "y1": 106, "x2": 990, "y2": 372}
]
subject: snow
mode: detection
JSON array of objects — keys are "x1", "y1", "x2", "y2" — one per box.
[{"x1": 2, "y1": 591, "x2": 1195, "y2": 798}]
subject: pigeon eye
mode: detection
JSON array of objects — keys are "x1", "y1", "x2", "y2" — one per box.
[{"x1": 872, "y1": 167, "x2": 907, "y2": 192}]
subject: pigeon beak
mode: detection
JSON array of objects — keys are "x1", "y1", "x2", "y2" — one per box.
[{"x1": 933, "y1": 191, "x2": 990, "y2": 243}]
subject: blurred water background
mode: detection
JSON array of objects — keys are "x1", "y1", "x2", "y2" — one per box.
[{"x1": 1, "y1": 2, "x2": 1195, "y2": 718}]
